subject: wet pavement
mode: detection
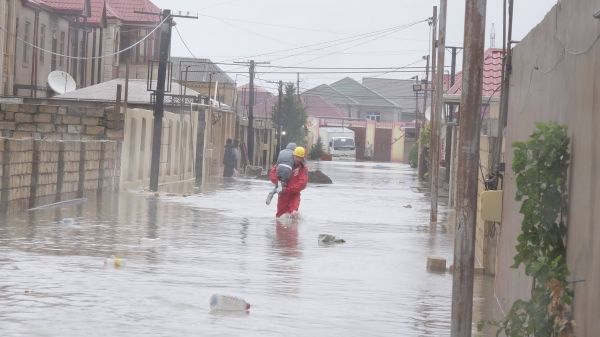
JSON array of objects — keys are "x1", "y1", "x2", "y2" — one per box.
[{"x1": 0, "y1": 161, "x2": 495, "y2": 336}]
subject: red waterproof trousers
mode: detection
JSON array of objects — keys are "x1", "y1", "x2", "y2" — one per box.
[{"x1": 269, "y1": 163, "x2": 308, "y2": 217}]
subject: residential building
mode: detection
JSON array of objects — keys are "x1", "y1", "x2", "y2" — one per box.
[
  {"x1": 1, "y1": 0, "x2": 161, "y2": 98},
  {"x1": 362, "y1": 77, "x2": 424, "y2": 122},
  {"x1": 235, "y1": 84, "x2": 276, "y2": 168},
  {"x1": 0, "y1": 0, "x2": 18, "y2": 96},
  {"x1": 303, "y1": 77, "x2": 402, "y2": 122},
  {"x1": 171, "y1": 57, "x2": 236, "y2": 106},
  {"x1": 302, "y1": 83, "x2": 356, "y2": 118},
  {"x1": 11, "y1": 0, "x2": 89, "y2": 97}
]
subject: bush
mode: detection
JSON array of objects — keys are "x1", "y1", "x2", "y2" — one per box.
[
  {"x1": 409, "y1": 144, "x2": 418, "y2": 168},
  {"x1": 309, "y1": 137, "x2": 324, "y2": 160}
]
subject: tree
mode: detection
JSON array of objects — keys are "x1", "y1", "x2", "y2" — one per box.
[
  {"x1": 309, "y1": 136, "x2": 324, "y2": 160},
  {"x1": 272, "y1": 83, "x2": 307, "y2": 146}
]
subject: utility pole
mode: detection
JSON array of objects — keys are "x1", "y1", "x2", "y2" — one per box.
[
  {"x1": 234, "y1": 60, "x2": 269, "y2": 166},
  {"x1": 149, "y1": 9, "x2": 172, "y2": 192},
  {"x1": 248, "y1": 60, "x2": 255, "y2": 165},
  {"x1": 278, "y1": 80, "x2": 284, "y2": 154},
  {"x1": 418, "y1": 54, "x2": 430, "y2": 180},
  {"x1": 450, "y1": 0, "x2": 487, "y2": 336},
  {"x1": 147, "y1": 9, "x2": 197, "y2": 192},
  {"x1": 296, "y1": 72, "x2": 300, "y2": 98},
  {"x1": 493, "y1": 0, "x2": 514, "y2": 172},
  {"x1": 449, "y1": 47, "x2": 459, "y2": 87},
  {"x1": 430, "y1": 0, "x2": 447, "y2": 225},
  {"x1": 422, "y1": 6, "x2": 437, "y2": 181}
]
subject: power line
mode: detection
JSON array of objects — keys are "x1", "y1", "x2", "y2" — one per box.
[
  {"x1": 0, "y1": 15, "x2": 169, "y2": 60},
  {"x1": 282, "y1": 20, "x2": 427, "y2": 66},
  {"x1": 185, "y1": 70, "x2": 432, "y2": 74},
  {"x1": 216, "y1": 20, "x2": 430, "y2": 63},
  {"x1": 174, "y1": 25, "x2": 197, "y2": 58},
  {"x1": 175, "y1": 59, "x2": 444, "y2": 71}
]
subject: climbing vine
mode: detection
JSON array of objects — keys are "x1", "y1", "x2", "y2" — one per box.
[{"x1": 482, "y1": 122, "x2": 574, "y2": 337}]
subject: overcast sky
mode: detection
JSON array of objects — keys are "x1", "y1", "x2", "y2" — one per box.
[{"x1": 153, "y1": 0, "x2": 558, "y2": 92}]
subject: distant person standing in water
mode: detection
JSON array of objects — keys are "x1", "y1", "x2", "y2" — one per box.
[
  {"x1": 223, "y1": 139, "x2": 237, "y2": 177},
  {"x1": 233, "y1": 139, "x2": 241, "y2": 173}
]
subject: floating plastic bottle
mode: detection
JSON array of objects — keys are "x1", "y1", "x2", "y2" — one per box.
[{"x1": 209, "y1": 294, "x2": 251, "y2": 311}]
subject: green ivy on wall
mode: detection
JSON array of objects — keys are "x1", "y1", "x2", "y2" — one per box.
[{"x1": 481, "y1": 122, "x2": 574, "y2": 337}]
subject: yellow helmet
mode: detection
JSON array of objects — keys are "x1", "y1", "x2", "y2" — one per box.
[{"x1": 293, "y1": 146, "x2": 306, "y2": 158}]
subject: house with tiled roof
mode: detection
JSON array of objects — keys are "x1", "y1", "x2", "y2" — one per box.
[
  {"x1": 445, "y1": 48, "x2": 504, "y2": 135},
  {"x1": 2, "y1": 0, "x2": 90, "y2": 97},
  {"x1": 362, "y1": 77, "x2": 428, "y2": 122},
  {"x1": 301, "y1": 94, "x2": 346, "y2": 119},
  {"x1": 304, "y1": 78, "x2": 404, "y2": 122},
  {"x1": 171, "y1": 57, "x2": 236, "y2": 106},
  {"x1": 0, "y1": 0, "x2": 162, "y2": 98},
  {"x1": 329, "y1": 77, "x2": 401, "y2": 122},
  {"x1": 94, "y1": 0, "x2": 161, "y2": 83},
  {"x1": 235, "y1": 84, "x2": 275, "y2": 119}
]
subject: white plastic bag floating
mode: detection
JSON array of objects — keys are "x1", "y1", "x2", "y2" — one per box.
[{"x1": 209, "y1": 294, "x2": 250, "y2": 311}]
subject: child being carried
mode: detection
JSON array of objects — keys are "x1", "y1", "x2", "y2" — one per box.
[{"x1": 276, "y1": 143, "x2": 297, "y2": 189}]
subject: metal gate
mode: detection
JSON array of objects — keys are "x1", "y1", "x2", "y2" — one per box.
[
  {"x1": 374, "y1": 128, "x2": 392, "y2": 162},
  {"x1": 350, "y1": 127, "x2": 366, "y2": 161}
]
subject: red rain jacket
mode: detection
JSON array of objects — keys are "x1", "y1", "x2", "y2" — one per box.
[{"x1": 269, "y1": 162, "x2": 309, "y2": 217}]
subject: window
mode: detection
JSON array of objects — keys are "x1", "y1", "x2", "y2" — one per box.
[
  {"x1": 23, "y1": 21, "x2": 30, "y2": 65},
  {"x1": 366, "y1": 112, "x2": 381, "y2": 122},
  {"x1": 59, "y1": 31, "x2": 65, "y2": 67},
  {"x1": 39, "y1": 24, "x2": 46, "y2": 63}
]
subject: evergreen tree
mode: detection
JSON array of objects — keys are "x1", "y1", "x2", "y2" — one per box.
[{"x1": 272, "y1": 83, "x2": 307, "y2": 146}]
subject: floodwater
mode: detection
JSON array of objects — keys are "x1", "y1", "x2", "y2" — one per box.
[{"x1": 0, "y1": 161, "x2": 495, "y2": 337}]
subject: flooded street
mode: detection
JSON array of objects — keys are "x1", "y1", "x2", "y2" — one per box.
[{"x1": 0, "y1": 161, "x2": 493, "y2": 337}]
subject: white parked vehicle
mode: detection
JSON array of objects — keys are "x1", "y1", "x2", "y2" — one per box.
[{"x1": 318, "y1": 127, "x2": 356, "y2": 160}]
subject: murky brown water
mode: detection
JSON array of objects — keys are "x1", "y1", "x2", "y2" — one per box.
[{"x1": 0, "y1": 161, "x2": 494, "y2": 336}]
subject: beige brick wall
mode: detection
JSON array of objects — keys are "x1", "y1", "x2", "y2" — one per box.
[
  {"x1": 0, "y1": 101, "x2": 124, "y2": 142},
  {"x1": 0, "y1": 138, "x2": 119, "y2": 214}
]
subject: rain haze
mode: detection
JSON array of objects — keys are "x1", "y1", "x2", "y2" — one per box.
[
  {"x1": 4, "y1": 0, "x2": 594, "y2": 336},
  {"x1": 160, "y1": 0, "x2": 559, "y2": 90}
]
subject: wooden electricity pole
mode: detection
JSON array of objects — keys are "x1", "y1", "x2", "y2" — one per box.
[{"x1": 450, "y1": 0, "x2": 487, "y2": 336}]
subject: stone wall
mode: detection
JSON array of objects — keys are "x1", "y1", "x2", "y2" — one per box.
[
  {"x1": 0, "y1": 138, "x2": 119, "y2": 213},
  {"x1": 0, "y1": 101, "x2": 123, "y2": 141}
]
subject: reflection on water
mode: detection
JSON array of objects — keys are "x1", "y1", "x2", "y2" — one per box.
[{"x1": 0, "y1": 161, "x2": 495, "y2": 337}]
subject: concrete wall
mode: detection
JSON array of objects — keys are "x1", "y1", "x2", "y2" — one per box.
[
  {"x1": 120, "y1": 107, "x2": 199, "y2": 187},
  {"x1": 391, "y1": 126, "x2": 416, "y2": 163},
  {"x1": 0, "y1": 138, "x2": 119, "y2": 213},
  {"x1": 495, "y1": 2, "x2": 600, "y2": 335},
  {"x1": 0, "y1": 101, "x2": 123, "y2": 141}
]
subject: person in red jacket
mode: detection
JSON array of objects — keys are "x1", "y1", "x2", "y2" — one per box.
[{"x1": 269, "y1": 146, "x2": 309, "y2": 218}]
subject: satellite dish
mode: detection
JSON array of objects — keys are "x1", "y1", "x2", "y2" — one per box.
[{"x1": 48, "y1": 70, "x2": 76, "y2": 94}]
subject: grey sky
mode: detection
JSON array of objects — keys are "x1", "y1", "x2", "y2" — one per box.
[{"x1": 154, "y1": 0, "x2": 558, "y2": 92}]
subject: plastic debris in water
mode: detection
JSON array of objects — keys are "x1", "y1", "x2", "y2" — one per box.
[
  {"x1": 318, "y1": 234, "x2": 346, "y2": 244},
  {"x1": 209, "y1": 294, "x2": 251, "y2": 311},
  {"x1": 104, "y1": 255, "x2": 123, "y2": 269}
]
